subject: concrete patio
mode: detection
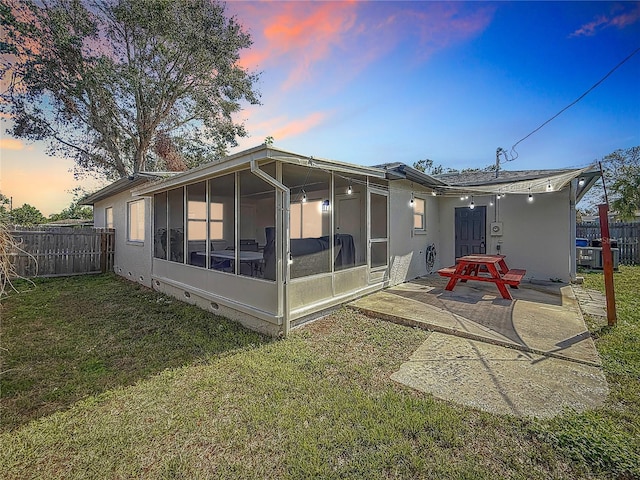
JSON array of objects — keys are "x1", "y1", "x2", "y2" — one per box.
[{"x1": 349, "y1": 275, "x2": 609, "y2": 418}]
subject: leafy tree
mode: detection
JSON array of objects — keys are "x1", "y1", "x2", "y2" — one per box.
[
  {"x1": 1, "y1": 0, "x2": 260, "y2": 180},
  {"x1": 48, "y1": 202, "x2": 94, "y2": 222},
  {"x1": 413, "y1": 159, "x2": 446, "y2": 175},
  {"x1": 8, "y1": 204, "x2": 46, "y2": 226},
  {"x1": 48, "y1": 187, "x2": 94, "y2": 221},
  {"x1": 413, "y1": 158, "x2": 496, "y2": 175},
  {"x1": 0, "y1": 193, "x2": 10, "y2": 222},
  {"x1": 604, "y1": 146, "x2": 639, "y2": 220},
  {"x1": 578, "y1": 146, "x2": 639, "y2": 220}
]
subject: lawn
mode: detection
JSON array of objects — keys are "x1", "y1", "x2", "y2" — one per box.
[{"x1": 1, "y1": 269, "x2": 638, "y2": 479}]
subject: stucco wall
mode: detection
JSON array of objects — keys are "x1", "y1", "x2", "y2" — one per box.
[
  {"x1": 388, "y1": 181, "x2": 440, "y2": 285},
  {"x1": 438, "y1": 190, "x2": 572, "y2": 282},
  {"x1": 94, "y1": 191, "x2": 153, "y2": 287}
]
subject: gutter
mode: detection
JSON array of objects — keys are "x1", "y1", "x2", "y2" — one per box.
[{"x1": 250, "y1": 159, "x2": 291, "y2": 337}]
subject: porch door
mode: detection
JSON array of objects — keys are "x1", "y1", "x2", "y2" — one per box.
[
  {"x1": 455, "y1": 206, "x2": 486, "y2": 257},
  {"x1": 369, "y1": 189, "x2": 388, "y2": 271}
]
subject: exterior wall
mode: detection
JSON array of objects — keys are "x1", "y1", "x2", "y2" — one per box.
[
  {"x1": 94, "y1": 190, "x2": 153, "y2": 287},
  {"x1": 388, "y1": 181, "x2": 440, "y2": 285},
  {"x1": 152, "y1": 259, "x2": 282, "y2": 336},
  {"x1": 438, "y1": 190, "x2": 573, "y2": 282},
  {"x1": 288, "y1": 265, "x2": 381, "y2": 323}
]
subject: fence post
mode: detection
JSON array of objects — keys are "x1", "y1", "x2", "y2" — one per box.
[
  {"x1": 597, "y1": 205, "x2": 617, "y2": 326},
  {"x1": 100, "y1": 230, "x2": 107, "y2": 273}
]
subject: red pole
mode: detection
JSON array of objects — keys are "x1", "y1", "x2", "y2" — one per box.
[{"x1": 597, "y1": 204, "x2": 617, "y2": 326}]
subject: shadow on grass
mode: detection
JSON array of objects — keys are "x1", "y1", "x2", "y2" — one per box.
[{"x1": 0, "y1": 273, "x2": 272, "y2": 432}]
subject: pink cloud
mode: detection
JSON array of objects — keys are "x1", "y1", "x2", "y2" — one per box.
[
  {"x1": 271, "y1": 111, "x2": 330, "y2": 140},
  {"x1": 570, "y1": 4, "x2": 640, "y2": 37},
  {"x1": 231, "y1": 2, "x2": 494, "y2": 91},
  {"x1": 234, "y1": 1, "x2": 359, "y2": 89}
]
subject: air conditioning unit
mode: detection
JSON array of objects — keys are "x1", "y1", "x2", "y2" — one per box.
[
  {"x1": 577, "y1": 247, "x2": 620, "y2": 270},
  {"x1": 490, "y1": 222, "x2": 503, "y2": 236}
]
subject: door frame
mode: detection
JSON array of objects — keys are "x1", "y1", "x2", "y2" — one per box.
[
  {"x1": 367, "y1": 187, "x2": 389, "y2": 282},
  {"x1": 454, "y1": 206, "x2": 487, "y2": 257}
]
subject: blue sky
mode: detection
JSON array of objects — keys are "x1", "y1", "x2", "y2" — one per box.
[{"x1": 2, "y1": 1, "x2": 639, "y2": 215}]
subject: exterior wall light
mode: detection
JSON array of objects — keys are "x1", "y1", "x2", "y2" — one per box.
[{"x1": 322, "y1": 199, "x2": 330, "y2": 212}]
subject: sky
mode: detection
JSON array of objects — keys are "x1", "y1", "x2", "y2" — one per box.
[{"x1": 1, "y1": 1, "x2": 639, "y2": 216}]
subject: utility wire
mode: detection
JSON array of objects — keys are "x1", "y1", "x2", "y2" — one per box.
[{"x1": 508, "y1": 46, "x2": 640, "y2": 159}]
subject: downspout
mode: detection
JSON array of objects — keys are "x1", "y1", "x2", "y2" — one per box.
[{"x1": 250, "y1": 159, "x2": 291, "y2": 337}]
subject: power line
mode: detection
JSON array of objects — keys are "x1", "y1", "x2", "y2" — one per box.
[{"x1": 507, "y1": 46, "x2": 640, "y2": 160}]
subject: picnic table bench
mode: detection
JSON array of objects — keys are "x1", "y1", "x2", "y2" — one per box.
[{"x1": 437, "y1": 254, "x2": 526, "y2": 300}]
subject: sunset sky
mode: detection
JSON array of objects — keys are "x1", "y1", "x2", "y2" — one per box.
[{"x1": 1, "y1": 1, "x2": 639, "y2": 216}]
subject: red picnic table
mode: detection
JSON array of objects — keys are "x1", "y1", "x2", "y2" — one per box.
[{"x1": 437, "y1": 254, "x2": 526, "y2": 300}]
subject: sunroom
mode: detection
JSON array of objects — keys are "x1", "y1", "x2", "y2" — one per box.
[{"x1": 134, "y1": 146, "x2": 396, "y2": 336}]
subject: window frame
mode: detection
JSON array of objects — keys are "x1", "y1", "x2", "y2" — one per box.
[
  {"x1": 105, "y1": 206, "x2": 113, "y2": 229},
  {"x1": 127, "y1": 199, "x2": 145, "y2": 243},
  {"x1": 413, "y1": 196, "x2": 426, "y2": 233}
]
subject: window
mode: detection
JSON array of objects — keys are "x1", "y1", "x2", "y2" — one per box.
[
  {"x1": 167, "y1": 187, "x2": 184, "y2": 263},
  {"x1": 413, "y1": 197, "x2": 425, "y2": 231},
  {"x1": 127, "y1": 199, "x2": 145, "y2": 242},
  {"x1": 154, "y1": 192, "x2": 168, "y2": 259},
  {"x1": 290, "y1": 200, "x2": 323, "y2": 239},
  {"x1": 239, "y1": 167, "x2": 275, "y2": 277},
  {"x1": 209, "y1": 174, "x2": 234, "y2": 246},
  {"x1": 105, "y1": 207, "x2": 113, "y2": 229},
  {"x1": 282, "y1": 163, "x2": 331, "y2": 278},
  {"x1": 187, "y1": 182, "x2": 207, "y2": 266}
]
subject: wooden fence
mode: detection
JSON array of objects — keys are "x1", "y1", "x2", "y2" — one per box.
[
  {"x1": 8, "y1": 227, "x2": 115, "y2": 278},
  {"x1": 576, "y1": 222, "x2": 640, "y2": 265}
]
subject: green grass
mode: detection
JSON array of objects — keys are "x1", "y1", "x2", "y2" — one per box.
[
  {"x1": 0, "y1": 274, "x2": 269, "y2": 430},
  {"x1": 1, "y1": 270, "x2": 639, "y2": 479},
  {"x1": 536, "y1": 265, "x2": 640, "y2": 478}
]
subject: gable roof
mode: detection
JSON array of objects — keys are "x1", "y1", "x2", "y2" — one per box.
[
  {"x1": 80, "y1": 172, "x2": 176, "y2": 205},
  {"x1": 432, "y1": 166, "x2": 600, "y2": 201},
  {"x1": 133, "y1": 145, "x2": 387, "y2": 196},
  {"x1": 435, "y1": 169, "x2": 575, "y2": 186}
]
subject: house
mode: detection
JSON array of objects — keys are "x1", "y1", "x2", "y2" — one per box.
[{"x1": 82, "y1": 145, "x2": 599, "y2": 336}]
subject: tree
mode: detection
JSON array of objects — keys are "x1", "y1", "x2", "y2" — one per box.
[
  {"x1": 0, "y1": 193, "x2": 10, "y2": 222},
  {"x1": 413, "y1": 159, "x2": 445, "y2": 175},
  {"x1": 8, "y1": 204, "x2": 46, "y2": 225},
  {"x1": 578, "y1": 146, "x2": 640, "y2": 220},
  {"x1": 413, "y1": 158, "x2": 495, "y2": 175},
  {"x1": 603, "y1": 146, "x2": 639, "y2": 220},
  {"x1": 48, "y1": 202, "x2": 93, "y2": 222},
  {"x1": 1, "y1": 0, "x2": 260, "y2": 180}
]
